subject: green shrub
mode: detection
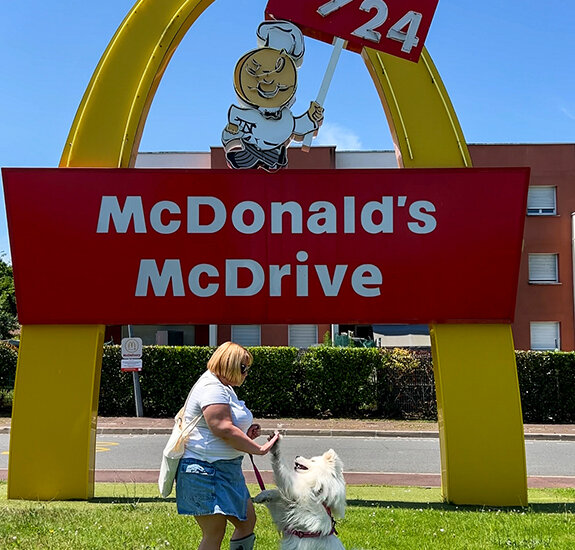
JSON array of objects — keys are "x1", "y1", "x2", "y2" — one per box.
[
  {"x1": 375, "y1": 348, "x2": 436, "y2": 419},
  {"x1": 140, "y1": 346, "x2": 213, "y2": 417},
  {"x1": 95, "y1": 346, "x2": 439, "y2": 419},
  {"x1": 0, "y1": 388, "x2": 13, "y2": 412},
  {"x1": 99, "y1": 346, "x2": 134, "y2": 416},
  {"x1": 516, "y1": 351, "x2": 575, "y2": 423},
  {"x1": 0, "y1": 342, "x2": 17, "y2": 390},
  {"x1": 238, "y1": 347, "x2": 301, "y2": 417},
  {"x1": 99, "y1": 345, "x2": 213, "y2": 417},
  {"x1": 297, "y1": 347, "x2": 381, "y2": 417}
]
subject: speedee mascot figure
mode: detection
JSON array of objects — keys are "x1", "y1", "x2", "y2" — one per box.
[{"x1": 222, "y1": 20, "x2": 324, "y2": 172}]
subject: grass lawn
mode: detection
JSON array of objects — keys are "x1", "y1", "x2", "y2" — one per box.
[{"x1": 0, "y1": 483, "x2": 574, "y2": 549}]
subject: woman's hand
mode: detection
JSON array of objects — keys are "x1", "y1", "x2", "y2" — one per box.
[
  {"x1": 256, "y1": 431, "x2": 280, "y2": 455},
  {"x1": 203, "y1": 404, "x2": 279, "y2": 455},
  {"x1": 246, "y1": 423, "x2": 261, "y2": 440}
]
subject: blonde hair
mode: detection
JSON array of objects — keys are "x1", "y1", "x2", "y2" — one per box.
[{"x1": 207, "y1": 341, "x2": 253, "y2": 386}]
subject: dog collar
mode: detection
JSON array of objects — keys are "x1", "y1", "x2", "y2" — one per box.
[{"x1": 284, "y1": 504, "x2": 337, "y2": 539}]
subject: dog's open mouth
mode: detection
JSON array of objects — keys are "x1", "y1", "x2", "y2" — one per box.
[{"x1": 294, "y1": 461, "x2": 308, "y2": 472}]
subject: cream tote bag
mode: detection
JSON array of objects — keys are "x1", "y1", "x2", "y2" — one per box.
[{"x1": 158, "y1": 388, "x2": 202, "y2": 497}]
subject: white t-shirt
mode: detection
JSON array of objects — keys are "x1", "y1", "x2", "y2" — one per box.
[{"x1": 182, "y1": 370, "x2": 254, "y2": 462}]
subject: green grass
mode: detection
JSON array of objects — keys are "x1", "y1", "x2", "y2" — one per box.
[{"x1": 0, "y1": 483, "x2": 574, "y2": 549}]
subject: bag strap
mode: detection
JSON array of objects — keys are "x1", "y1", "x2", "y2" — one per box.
[
  {"x1": 182, "y1": 377, "x2": 198, "y2": 412},
  {"x1": 180, "y1": 412, "x2": 203, "y2": 438},
  {"x1": 177, "y1": 377, "x2": 203, "y2": 432}
]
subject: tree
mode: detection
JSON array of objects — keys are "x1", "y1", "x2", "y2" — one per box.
[{"x1": 0, "y1": 255, "x2": 18, "y2": 339}]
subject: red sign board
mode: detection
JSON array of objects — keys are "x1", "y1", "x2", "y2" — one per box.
[
  {"x1": 2, "y1": 167, "x2": 529, "y2": 325},
  {"x1": 265, "y1": 0, "x2": 440, "y2": 62}
]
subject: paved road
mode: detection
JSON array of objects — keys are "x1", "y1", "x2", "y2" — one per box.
[{"x1": 2, "y1": 434, "x2": 575, "y2": 478}]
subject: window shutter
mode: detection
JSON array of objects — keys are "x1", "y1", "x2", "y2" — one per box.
[
  {"x1": 527, "y1": 187, "x2": 556, "y2": 215},
  {"x1": 231, "y1": 325, "x2": 261, "y2": 347},
  {"x1": 530, "y1": 322, "x2": 560, "y2": 350},
  {"x1": 288, "y1": 325, "x2": 318, "y2": 348},
  {"x1": 528, "y1": 254, "x2": 558, "y2": 283}
]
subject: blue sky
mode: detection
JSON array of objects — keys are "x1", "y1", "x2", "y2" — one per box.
[{"x1": 1, "y1": 1, "x2": 575, "y2": 259}]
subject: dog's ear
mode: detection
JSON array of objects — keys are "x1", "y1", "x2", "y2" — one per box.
[
  {"x1": 322, "y1": 449, "x2": 337, "y2": 463},
  {"x1": 323, "y1": 449, "x2": 343, "y2": 474}
]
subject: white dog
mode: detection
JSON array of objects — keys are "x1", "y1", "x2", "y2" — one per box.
[{"x1": 254, "y1": 435, "x2": 347, "y2": 549}]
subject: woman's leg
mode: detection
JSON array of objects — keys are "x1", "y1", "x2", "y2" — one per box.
[
  {"x1": 228, "y1": 498, "x2": 256, "y2": 542},
  {"x1": 194, "y1": 514, "x2": 227, "y2": 550}
]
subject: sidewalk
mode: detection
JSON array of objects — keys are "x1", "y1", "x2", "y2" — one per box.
[
  {"x1": 101, "y1": 417, "x2": 575, "y2": 441},
  {"x1": 2, "y1": 417, "x2": 575, "y2": 488}
]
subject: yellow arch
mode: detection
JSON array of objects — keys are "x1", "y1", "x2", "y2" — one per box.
[
  {"x1": 362, "y1": 48, "x2": 526, "y2": 505},
  {"x1": 61, "y1": 0, "x2": 217, "y2": 169},
  {"x1": 9, "y1": 0, "x2": 527, "y2": 505}
]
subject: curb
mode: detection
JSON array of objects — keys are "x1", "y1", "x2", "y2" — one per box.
[
  {"x1": 1, "y1": 468, "x2": 574, "y2": 488},
  {"x1": 2, "y1": 426, "x2": 575, "y2": 440}
]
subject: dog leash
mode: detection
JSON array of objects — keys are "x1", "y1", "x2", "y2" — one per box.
[
  {"x1": 249, "y1": 454, "x2": 266, "y2": 491},
  {"x1": 249, "y1": 430, "x2": 280, "y2": 491}
]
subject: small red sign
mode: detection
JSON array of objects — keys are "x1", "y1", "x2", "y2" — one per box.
[
  {"x1": 2, "y1": 167, "x2": 529, "y2": 325},
  {"x1": 265, "y1": 0, "x2": 440, "y2": 62}
]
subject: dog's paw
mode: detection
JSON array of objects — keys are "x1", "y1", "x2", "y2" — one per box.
[
  {"x1": 270, "y1": 432, "x2": 282, "y2": 456},
  {"x1": 253, "y1": 489, "x2": 277, "y2": 504}
]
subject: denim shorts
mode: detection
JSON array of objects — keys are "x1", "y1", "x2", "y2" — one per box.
[{"x1": 175, "y1": 456, "x2": 250, "y2": 519}]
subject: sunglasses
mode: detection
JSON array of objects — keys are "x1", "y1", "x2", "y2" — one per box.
[{"x1": 240, "y1": 363, "x2": 251, "y2": 375}]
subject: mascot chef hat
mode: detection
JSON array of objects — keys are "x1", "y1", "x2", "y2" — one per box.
[{"x1": 256, "y1": 20, "x2": 305, "y2": 68}]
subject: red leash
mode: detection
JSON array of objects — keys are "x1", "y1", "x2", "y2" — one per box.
[
  {"x1": 249, "y1": 430, "x2": 280, "y2": 491},
  {"x1": 249, "y1": 454, "x2": 266, "y2": 491}
]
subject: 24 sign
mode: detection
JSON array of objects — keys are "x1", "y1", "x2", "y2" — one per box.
[{"x1": 265, "y1": 0, "x2": 439, "y2": 62}]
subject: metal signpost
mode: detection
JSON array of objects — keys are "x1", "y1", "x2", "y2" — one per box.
[{"x1": 121, "y1": 335, "x2": 144, "y2": 417}]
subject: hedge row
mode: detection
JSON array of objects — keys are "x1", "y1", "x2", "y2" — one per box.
[
  {"x1": 516, "y1": 351, "x2": 575, "y2": 423},
  {"x1": 2, "y1": 344, "x2": 575, "y2": 423},
  {"x1": 96, "y1": 346, "x2": 438, "y2": 419},
  {"x1": 96, "y1": 347, "x2": 575, "y2": 422}
]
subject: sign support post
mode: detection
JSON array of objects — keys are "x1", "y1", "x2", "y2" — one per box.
[{"x1": 132, "y1": 373, "x2": 144, "y2": 417}]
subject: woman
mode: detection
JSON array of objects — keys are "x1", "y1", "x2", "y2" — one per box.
[{"x1": 176, "y1": 341, "x2": 278, "y2": 550}]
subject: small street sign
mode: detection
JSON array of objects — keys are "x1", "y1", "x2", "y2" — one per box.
[
  {"x1": 121, "y1": 337, "x2": 142, "y2": 359},
  {"x1": 121, "y1": 358, "x2": 143, "y2": 372}
]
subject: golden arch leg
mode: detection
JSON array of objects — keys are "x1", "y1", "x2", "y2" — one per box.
[
  {"x1": 364, "y1": 48, "x2": 527, "y2": 506},
  {"x1": 430, "y1": 324, "x2": 527, "y2": 506},
  {"x1": 8, "y1": 325, "x2": 104, "y2": 500},
  {"x1": 9, "y1": 0, "x2": 215, "y2": 501}
]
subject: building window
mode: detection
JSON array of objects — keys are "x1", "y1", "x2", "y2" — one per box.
[
  {"x1": 528, "y1": 254, "x2": 558, "y2": 283},
  {"x1": 155, "y1": 330, "x2": 184, "y2": 346},
  {"x1": 231, "y1": 325, "x2": 261, "y2": 347},
  {"x1": 288, "y1": 325, "x2": 318, "y2": 348},
  {"x1": 527, "y1": 186, "x2": 556, "y2": 215},
  {"x1": 530, "y1": 322, "x2": 560, "y2": 350}
]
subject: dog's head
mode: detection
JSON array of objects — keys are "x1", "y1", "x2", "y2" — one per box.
[{"x1": 292, "y1": 448, "x2": 346, "y2": 518}]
